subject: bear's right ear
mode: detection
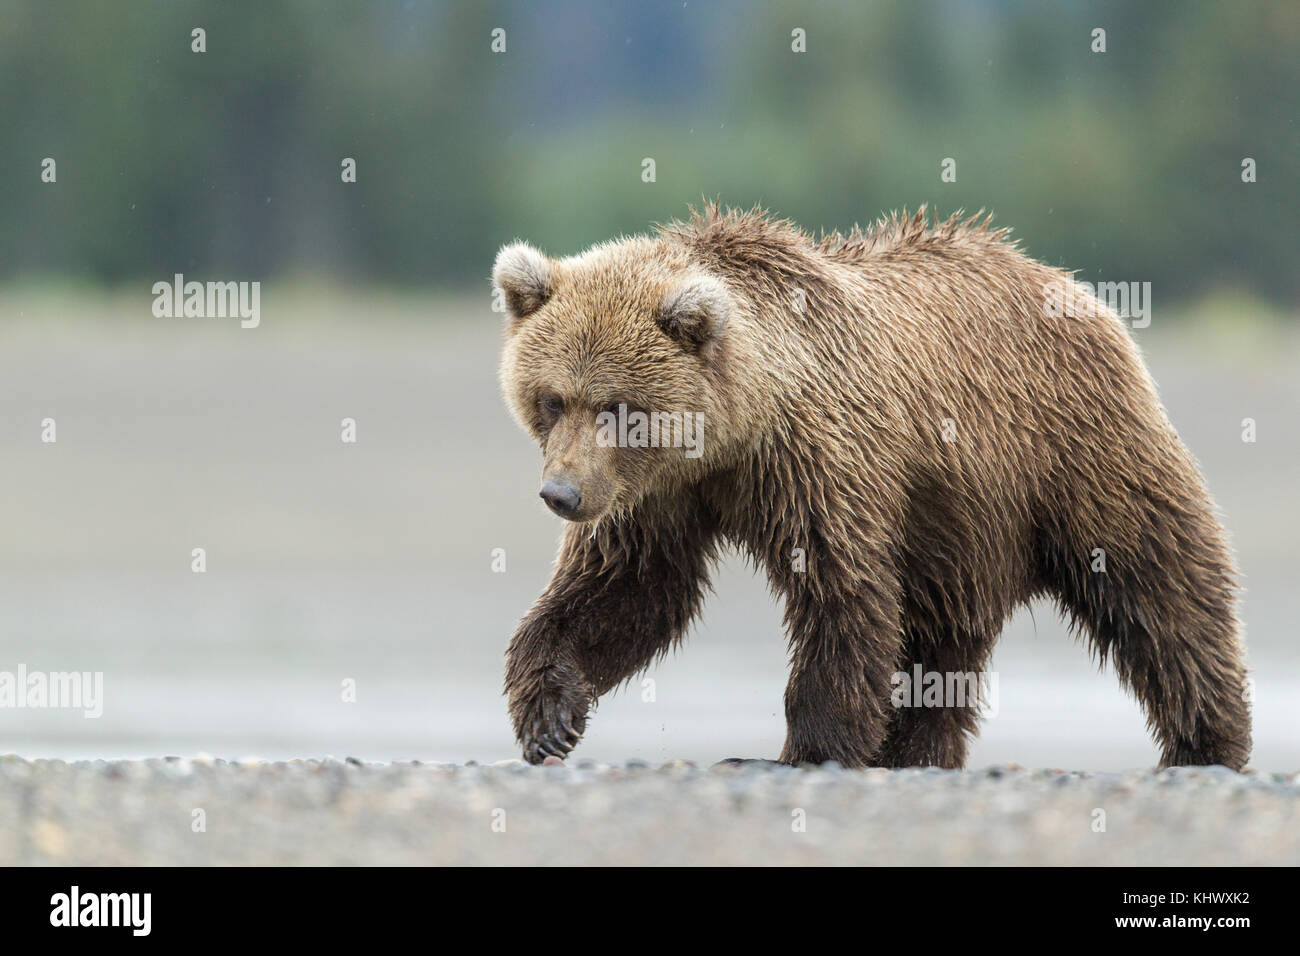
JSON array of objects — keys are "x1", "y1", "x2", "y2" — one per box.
[{"x1": 493, "y1": 241, "x2": 553, "y2": 320}]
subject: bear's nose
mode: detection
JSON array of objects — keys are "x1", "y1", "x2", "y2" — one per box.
[{"x1": 539, "y1": 479, "x2": 582, "y2": 518}]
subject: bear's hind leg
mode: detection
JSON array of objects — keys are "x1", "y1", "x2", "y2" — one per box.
[{"x1": 1042, "y1": 498, "x2": 1251, "y2": 770}]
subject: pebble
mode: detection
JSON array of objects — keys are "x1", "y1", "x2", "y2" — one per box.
[{"x1": 0, "y1": 756, "x2": 1294, "y2": 865}]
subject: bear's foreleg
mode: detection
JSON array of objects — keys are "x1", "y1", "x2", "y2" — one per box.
[
  {"x1": 777, "y1": 580, "x2": 903, "y2": 769},
  {"x1": 873, "y1": 625, "x2": 996, "y2": 768},
  {"x1": 505, "y1": 508, "x2": 718, "y2": 763}
]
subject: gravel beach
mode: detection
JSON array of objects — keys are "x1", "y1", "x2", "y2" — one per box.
[{"x1": 2, "y1": 755, "x2": 1296, "y2": 866}]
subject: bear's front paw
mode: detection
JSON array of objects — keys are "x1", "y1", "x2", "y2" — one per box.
[{"x1": 512, "y1": 666, "x2": 593, "y2": 765}]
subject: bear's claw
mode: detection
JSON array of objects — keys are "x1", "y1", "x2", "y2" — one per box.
[
  {"x1": 525, "y1": 726, "x2": 581, "y2": 763},
  {"x1": 518, "y1": 682, "x2": 590, "y2": 764}
]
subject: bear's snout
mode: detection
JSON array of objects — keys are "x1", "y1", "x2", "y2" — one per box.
[{"x1": 539, "y1": 478, "x2": 582, "y2": 519}]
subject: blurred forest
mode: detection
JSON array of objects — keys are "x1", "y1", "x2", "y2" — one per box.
[{"x1": 1, "y1": 0, "x2": 1296, "y2": 304}]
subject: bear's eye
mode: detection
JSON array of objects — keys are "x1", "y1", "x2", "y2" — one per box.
[{"x1": 537, "y1": 392, "x2": 563, "y2": 424}]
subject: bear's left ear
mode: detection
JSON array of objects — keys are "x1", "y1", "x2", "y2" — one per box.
[
  {"x1": 657, "y1": 275, "x2": 731, "y2": 353},
  {"x1": 493, "y1": 241, "x2": 553, "y2": 320}
]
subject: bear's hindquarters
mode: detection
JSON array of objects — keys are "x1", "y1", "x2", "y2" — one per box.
[{"x1": 1038, "y1": 446, "x2": 1251, "y2": 770}]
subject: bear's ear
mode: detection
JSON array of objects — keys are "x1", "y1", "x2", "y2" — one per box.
[
  {"x1": 657, "y1": 275, "x2": 731, "y2": 353},
  {"x1": 493, "y1": 241, "x2": 553, "y2": 319}
]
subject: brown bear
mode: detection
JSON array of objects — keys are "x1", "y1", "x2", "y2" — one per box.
[{"x1": 493, "y1": 203, "x2": 1251, "y2": 770}]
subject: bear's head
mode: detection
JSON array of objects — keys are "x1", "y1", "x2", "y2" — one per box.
[{"x1": 494, "y1": 237, "x2": 732, "y2": 523}]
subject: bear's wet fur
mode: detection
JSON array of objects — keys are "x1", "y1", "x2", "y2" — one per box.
[{"x1": 493, "y1": 203, "x2": 1252, "y2": 770}]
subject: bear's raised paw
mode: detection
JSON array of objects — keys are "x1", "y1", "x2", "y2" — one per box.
[{"x1": 513, "y1": 669, "x2": 592, "y2": 765}]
